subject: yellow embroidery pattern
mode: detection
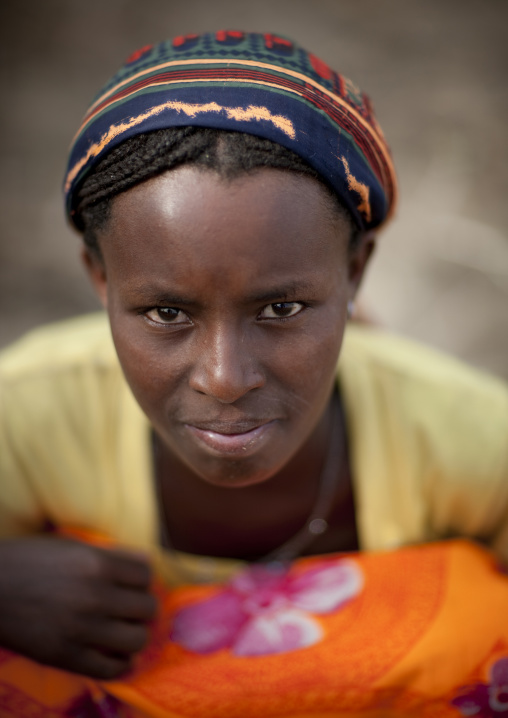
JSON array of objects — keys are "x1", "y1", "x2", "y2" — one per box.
[
  {"x1": 65, "y1": 101, "x2": 295, "y2": 192},
  {"x1": 340, "y1": 156, "x2": 372, "y2": 223}
]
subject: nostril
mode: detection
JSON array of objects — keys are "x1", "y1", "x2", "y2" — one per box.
[
  {"x1": 190, "y1": 380, "x2": 263, "y2": 404},
  {"x1": 188, "y1": 361, "x2": 264, "y2": 403}
]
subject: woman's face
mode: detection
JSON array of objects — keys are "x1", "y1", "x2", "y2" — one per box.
[{"x1": 86, "y1": 166, "x2": 372, "y2": 488}]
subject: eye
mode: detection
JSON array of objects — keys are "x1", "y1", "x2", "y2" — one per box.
[
  {"x1": 145, "y1": 307, "x2": 189, "y2": 325},
  {"x1": 259, "y1": 302, "x2": 305, "y2": 319}
]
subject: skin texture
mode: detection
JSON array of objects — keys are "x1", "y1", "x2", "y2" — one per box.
[
  {"x1": 0, "y1": 537, "x2": 156, "y2": 679},
  {"x1": 85, "y1": 166, "x2": 374, "y2": 558},
  {"x1": 0, "y1": 166, "x2": 373, "y2": 680}
]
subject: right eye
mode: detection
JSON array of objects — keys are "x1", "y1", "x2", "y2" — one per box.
[
  {"x1": 145, "y1": 307, "x2": 188, "y2": 325},
  {"x1": 258, "y1": 302, "x2": 305, "y2": 320}
]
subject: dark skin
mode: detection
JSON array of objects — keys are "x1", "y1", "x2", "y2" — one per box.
[
  {"x1": 86, "y1": 167, "x2": 373, "y2": 558},
  {"x1": 0, "y1": 166, "x2": 374, "y2": 677},
  {"x1": 153, "y1": 394, "x2": 359, "y2": 559},
  {"x1": 0, "y1": 537, "x2": 156, "y2": 678}
]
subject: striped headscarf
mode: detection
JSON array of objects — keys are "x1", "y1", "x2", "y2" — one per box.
[{"x1": 64, "y1": 31, "x2": 397, "y2": 232}]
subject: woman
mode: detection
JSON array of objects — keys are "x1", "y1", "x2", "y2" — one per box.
[{"x1": 0, "y1": 31, "x2": 507, "y2": 716}]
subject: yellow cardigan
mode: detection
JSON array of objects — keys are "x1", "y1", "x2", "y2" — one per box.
[{"x1": 1, "y1": 313, "x2": 507, "y2": 584}]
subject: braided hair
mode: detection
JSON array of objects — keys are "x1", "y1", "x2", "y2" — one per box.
[{"x1": 75, "y1": 127, "x2": 359, "y2": 255}]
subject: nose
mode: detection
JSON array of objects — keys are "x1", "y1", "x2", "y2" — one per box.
[{"x1": 188, "y1": 322, "x2": 265, "y2": 403}]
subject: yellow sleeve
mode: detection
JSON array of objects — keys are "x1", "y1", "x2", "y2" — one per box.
[
  {"x1": 340, "y1": 327, "x2": 508, "y2": 564},
  {"x1": 0, "y1": 315, "x2": 157, "y2": 550},
  {"x1": 0, "y1": 379, "x2": 44, "y2": 535}
]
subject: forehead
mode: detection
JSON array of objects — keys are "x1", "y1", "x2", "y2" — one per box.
[{"x1": 99, "y1": 167, "x2": 351, "y2": 290}]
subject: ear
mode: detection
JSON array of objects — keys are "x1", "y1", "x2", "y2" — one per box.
[
  {"x1": 81, "y1": 246, "x2": 108, "y2": 308},
  {"x1": 347, "y1": 231, "x2": 376, "y2": 301}
]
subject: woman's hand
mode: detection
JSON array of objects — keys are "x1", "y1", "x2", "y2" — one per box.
[{"x1": 0, "y1": 536, "x2": 157, "y2": 679}]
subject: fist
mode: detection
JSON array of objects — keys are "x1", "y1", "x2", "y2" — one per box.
[{"x1": 0, "y1": 536, "x2": 157, "y2": 678}]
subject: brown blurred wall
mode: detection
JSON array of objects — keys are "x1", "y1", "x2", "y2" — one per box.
[{"x1": 1, "y1": 0, "x2": 507, "y2": 378}]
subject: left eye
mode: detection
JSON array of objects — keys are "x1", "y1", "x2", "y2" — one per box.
[
  {"x1": 259, "y1": 302, "x2": 304, "y2": 319},
  {"x1": 145, "y1": 307, "x2": 188, "y2": 324}
]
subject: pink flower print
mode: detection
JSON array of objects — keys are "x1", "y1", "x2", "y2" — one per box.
[
  {"x1": 170, "y1": 559, "x2": 363, "y2": 657},
  {"x1": 451, "y1": 656, "x2": 508, "y2": 716}
]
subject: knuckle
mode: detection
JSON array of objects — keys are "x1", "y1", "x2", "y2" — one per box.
[
  {"x1": 140, "y1": 592, "x2": 158, "y2": 619},
  {"x1": 109, "y1": 587, "x2": 157, "y2": 621},
  {"x1": 80, "y1": 547, "x2": 108, "y2": 579},
  {"x1": 129, "y1": 624, "x2": 149, "y2": 652},
  {"x1": 64, "y1": 541, "x2": 106, "y2": 581},
  {"x1": 137, "y1": 562, "x2": 152, "y2": 587},
  {"x1": 108, "y1": 622, "x2": 149, "y2": 654},
  {"x1": 124, "y1": 556, "x2": 152, "y2": 588}
]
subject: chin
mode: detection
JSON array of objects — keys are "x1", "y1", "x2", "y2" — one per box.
[{"x1": 193, "y1": 461, "x2": 279, "y2": 490}]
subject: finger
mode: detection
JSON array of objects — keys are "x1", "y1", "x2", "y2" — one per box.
[
  {"x1": 103, "y1": 549, "x2": 153, "y2": 589},
  {"x1": 78, "y1": 647, "x2": 132, "y2": 680},
  {"x1": 53, "y1": 643, "x2": 132, "y2": 680},
  {"x1": 95, "y1": 585, "x2": 158, "y2": 622},
  {"x1": 81, "y1": 618, "x2": 150, "y2": 656}
]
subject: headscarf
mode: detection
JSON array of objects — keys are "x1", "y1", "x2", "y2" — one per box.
[{"x1": 64, "y1": 31, "x2": 397, "y2": 232}]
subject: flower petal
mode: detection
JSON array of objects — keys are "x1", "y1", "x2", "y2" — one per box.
[
  {"x1": 451, "y1": 683, "x2": 490, "y2": 715},
  {"x1": 488, "y1": 685, "x2": 508, "y2": 713},
  {"x1": 171, "y1": 590, "x2": 248, "y2": 654},
  {"x1": 491, "y1": 657, "x2": 508, "y2": 687},
  {"x1": 233, "y1": 608, "x2": 322, "y2": 656},
  {"x1": 288, "y1": 559, "x2": 363, "y2": 613}
]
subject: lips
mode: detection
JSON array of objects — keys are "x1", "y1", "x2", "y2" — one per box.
[
  {"x1": 184, "y1": 419, "x2": 278, "y2": 457},
  {"x1": 187, "y1": 418, "x2": 273, "y2": 434}
]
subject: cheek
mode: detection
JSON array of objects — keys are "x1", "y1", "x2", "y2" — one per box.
[
  {"x1": 257, "y1": 309, "x2": 346, "y2": 400},
  {"x1": 109, "y1": 317, "x2": 185, "y2": 415},
  {"x1": 108, "y1": 295, "x2": 346, "y2": 426}
]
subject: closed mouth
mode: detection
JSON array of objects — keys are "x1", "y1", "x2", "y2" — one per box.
[
  {"x1": 184, "y1": 420, "x2": 278, "y2": 457},
  {"x1": 187, "y1": 419, "x2": 273, "y2": 435}
]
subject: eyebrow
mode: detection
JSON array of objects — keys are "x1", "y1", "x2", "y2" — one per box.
[
  {"x1": 247, "y1": 281, "x2": 317, "y2": 303},
  {"x1": 121, "y1": 285, "x2": 196, "y2": 305},
  {"x1": 128, "y1": 281, "x2": 317, "y2": 305},
  {"x1": 151, "y1": 294, "x2": 196, "y2": 305}
]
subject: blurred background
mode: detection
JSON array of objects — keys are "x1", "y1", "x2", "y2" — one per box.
[{"x1": 0, "y1": 0, "x2": 507, "y2": 379}]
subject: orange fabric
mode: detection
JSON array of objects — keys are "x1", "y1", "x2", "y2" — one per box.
[{"x1": 0, "y1": 538, "x2": 507, "y2": 717}]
